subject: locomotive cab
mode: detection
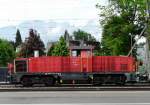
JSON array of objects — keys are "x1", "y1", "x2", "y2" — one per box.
[{"x1": 15, "y1": 59, "x2": 28, "y2": 73}]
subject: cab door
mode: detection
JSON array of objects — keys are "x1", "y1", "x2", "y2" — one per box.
[{"x1": 81, "y1": 51, "x2": 92, "y2": 73}]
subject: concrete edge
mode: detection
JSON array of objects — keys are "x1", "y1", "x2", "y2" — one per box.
[{"x1": 0, "y1": 87, "x2": 150, "y2": 92}]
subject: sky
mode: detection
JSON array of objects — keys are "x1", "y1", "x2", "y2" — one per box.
[
  {"x1": 0, "y1": 0, "x2": 145, "y2": 56},
  {"x1": 0, "y1": 0, "x2": 109, "y2": 44},
  {"x1": 0, "y1": 0, "x2": 144, "y2": 47},
  {"x1": 0, "y1": 0, "x2": 107, "y2": 27}
]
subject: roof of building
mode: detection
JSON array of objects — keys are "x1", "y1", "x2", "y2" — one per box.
[{"x1": 69, "y1": 45, "x2": 94, "y2": 50}]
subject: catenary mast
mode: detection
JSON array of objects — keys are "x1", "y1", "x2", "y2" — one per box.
[{"x1": 127, "y1": 0, "x2": 150, "y2": 80}]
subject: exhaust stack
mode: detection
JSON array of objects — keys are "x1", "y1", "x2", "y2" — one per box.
[{"x1": 34, "y1": 50, "x2": 39, "y2": 57}]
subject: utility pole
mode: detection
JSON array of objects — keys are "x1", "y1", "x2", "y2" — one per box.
[
  {"x1": 130, "y1": 33, "x2": 132, "y2": 56},
  {"x1": 145, "y1": 0, "x2": 150, "y2": 80}
]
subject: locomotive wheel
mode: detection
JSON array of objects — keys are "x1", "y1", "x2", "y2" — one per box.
[
  {"x1": 115, "y1": 76, "x2": 126, "y2": 86},
  {"x1": 93, "y1": 76, "x2": 103, "y2": 86},
  {"x1": 43, "y1": 76, "x2": 55, "y2": 86},
  {"x1": 21, "y1": 77, "x2": 33, "y2": 87}
]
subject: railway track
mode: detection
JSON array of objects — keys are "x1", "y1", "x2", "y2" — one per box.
[
  {"x1": 0, "y1": 83, "x2": 150, "y2": 87},
  {"x1": 1, "y1": 83, "x2": 150, "y2": 91}
]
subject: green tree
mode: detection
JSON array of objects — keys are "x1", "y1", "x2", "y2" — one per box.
[
  {"x1": 96, "y1": 0, "x2": 146, "y2": 56},
  {"x1": 47, "y1": 44, "x2": 55, "y2": 56},
  {"x1": 9, "y1": 41, "x2": 16, "y2": 50},
  {"x1": 15, "y1": 29, "x2": 22, "y2": 47},
  {"x1": 0, "y1": 39, "x2": 15, "y2": 66},
  {"x1": 20, "y1": 29, "x2": 45, "y2": 57},
  {"x1": 73, "y1": 29, "x2": 96, "y2": 42},
  {"x1": 93, "y1": 42, "x2": 103, "y2": 56},
  {"x1": 51, "y1": 36, "x2": 69, "y2": 56},
  {"x1": 101, "y1": 15, "x2": 137, "y2": 55}
]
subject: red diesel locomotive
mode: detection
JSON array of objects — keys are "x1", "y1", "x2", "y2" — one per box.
[{"x1": 8, "y1": 56, "x2": 136, "y2": 86}]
